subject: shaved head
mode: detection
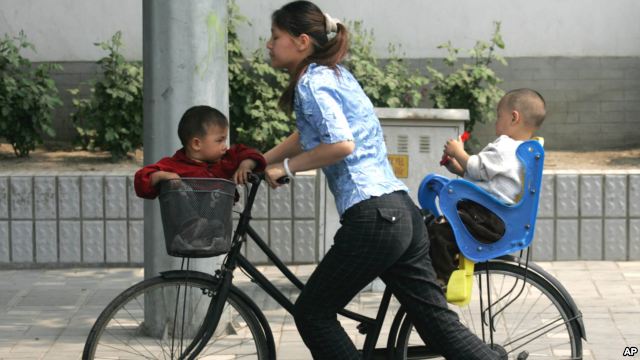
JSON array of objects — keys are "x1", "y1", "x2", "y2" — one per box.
[{"x1": 499, "y1": 88, "x2": 546, "y2": 128}]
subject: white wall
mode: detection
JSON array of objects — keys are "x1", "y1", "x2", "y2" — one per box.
[
  {"x1": 1, "y1": 0, "x2": 639, "y2": 62},
  {"x1": 236, "y1": 0, "x2": 640, "y2": 58},
  {"x1": 0, "y1": 0, "x2": 142, "y2": 61}
]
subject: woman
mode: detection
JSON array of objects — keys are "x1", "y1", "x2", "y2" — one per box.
[{"x1": 263, "y1": 1, "x2": 503, "y2": 359}]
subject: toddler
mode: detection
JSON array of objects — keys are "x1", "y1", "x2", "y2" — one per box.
[
  {"x1": 431, "y1": 88, "x2": 546, "y2": 283},
  {"x1": 135, "y1": 105, "x2": 266, "y2": 253}
]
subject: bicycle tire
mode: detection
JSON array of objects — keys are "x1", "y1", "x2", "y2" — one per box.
[
  {"x1": 83, "y1": 274, "x2": 270, "y2": 359},
  {"x1": 391, "y1": 261, "x2": 583, "y2": 359}
]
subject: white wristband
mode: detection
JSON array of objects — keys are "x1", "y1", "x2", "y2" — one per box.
[{"x1": 283, "y1": 158, "x2": 295, "y2": 178}]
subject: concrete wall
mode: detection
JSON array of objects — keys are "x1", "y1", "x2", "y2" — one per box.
[
  {"x1": 1, "y1": 170, "x2": 639, "y2": 267},
  {"x1": 2, "y1": 0, "x2": 639, "y2": 60},
  {"x1": 1, "y1": 0, "x2": 639, "y2": 149},
  {"x1": 429, "y1": 57, "x2": 640, "y2": 150},
  {"x1": 0, "y1": 0, "x2": 142, "y2": 62},
  {"x1": 44, "y1": 57, "x2": 640, "y2": 150}
]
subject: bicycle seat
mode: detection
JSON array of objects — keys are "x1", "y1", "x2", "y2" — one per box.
[{"x1": 418, "y1": 139, "x2": 545, "y2": 305}]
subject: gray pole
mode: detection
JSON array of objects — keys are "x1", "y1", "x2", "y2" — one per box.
[{"x1": 143, "y1": 0, "x2": 228, "y2": 278}]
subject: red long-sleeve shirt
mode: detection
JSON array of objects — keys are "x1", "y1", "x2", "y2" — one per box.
[{"x1": 134, "y1": 144, "x2": 266, "y2": 199}]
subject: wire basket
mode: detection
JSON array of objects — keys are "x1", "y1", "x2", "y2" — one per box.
[{"x1": 158, "y1": 178, "x2": 236, "y2": 258}]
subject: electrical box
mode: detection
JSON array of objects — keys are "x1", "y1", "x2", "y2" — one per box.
[{"x1": 319, "y1": 108, "x2": 469, "y2": 256}]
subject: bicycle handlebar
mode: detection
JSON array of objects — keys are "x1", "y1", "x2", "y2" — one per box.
[{"x1": 248, "y1": 172, "x2": 290, "y2": 185}]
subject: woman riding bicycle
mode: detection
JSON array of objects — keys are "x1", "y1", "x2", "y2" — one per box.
[{"x1": 262, "y1": 1, "x2": 504, "y2": 359}]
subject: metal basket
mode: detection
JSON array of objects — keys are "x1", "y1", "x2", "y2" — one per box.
[{"x1": 158, "y1": 178, "x2": 236, "y2": 258}]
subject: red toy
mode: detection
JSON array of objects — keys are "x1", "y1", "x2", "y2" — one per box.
[{"x1": 440, "y1": 131, "x2": 471, "y2": 166}]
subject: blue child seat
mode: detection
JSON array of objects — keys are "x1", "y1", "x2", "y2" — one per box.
[{"x1": 418, "y1": 139, "x2": 545, "y2": 263}]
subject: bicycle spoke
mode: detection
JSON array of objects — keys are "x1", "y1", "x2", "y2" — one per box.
[
  {"x1": 94, "y1": 341, "x2": 158, "y2": 359},
  {"x1": 505, "y1": 315, "x2": 578, "y2": 350},
  {"x1": 86, "y1": 276, "x2": 266, "y2": 359},
  {"x1": 107, "y1": 317, "x2": 162, "y2": 359},
  {"x1": 103, "y1": 300, "x2": 172, "y2": 359},
  {"x1": 396, "y1": 261, "x2": 582, "y2": 359}
]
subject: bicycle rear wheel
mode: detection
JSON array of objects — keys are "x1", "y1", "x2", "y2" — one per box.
[
  {"x1": 83, "y1": 274, "x2": 269, "y2": 359},
  {"x1": 392, "y1": 260, "x2": 583, "y2": 359}
]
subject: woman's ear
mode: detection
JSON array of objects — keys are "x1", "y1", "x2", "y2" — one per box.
[{"x1": 296, "y1": 34, "x2": 312, "y2": 52}]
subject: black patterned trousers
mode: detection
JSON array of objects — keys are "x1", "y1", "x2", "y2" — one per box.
[{"x1": 292, "y1": 191, "x2": 500, "y2": 360}]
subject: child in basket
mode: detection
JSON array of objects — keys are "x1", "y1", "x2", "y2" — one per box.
[
  {"x1": 134, "y1": 105, "x2": 266, "y2": 253},
  {"x1": 430, "y1": 88, "x2": 546, "y2": 284}
]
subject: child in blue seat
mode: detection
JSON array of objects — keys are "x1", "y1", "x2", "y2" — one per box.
[{"x1": 430, "y1": 88, "x2": 546, "y2": 284}]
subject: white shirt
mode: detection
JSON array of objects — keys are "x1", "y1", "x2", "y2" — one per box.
[{"x1": 464, "y1": 135, "x2": 524, "y2": 204}]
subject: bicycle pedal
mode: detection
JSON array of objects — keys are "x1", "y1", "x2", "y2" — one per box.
[
  {"x1": 516, "y1": 350, "x2": 529, "y2": 360},
  {"x1": 356, "y1": 322, "x2": 368, "y2": 334}
]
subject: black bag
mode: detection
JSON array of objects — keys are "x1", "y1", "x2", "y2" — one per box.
[{"x1": 426, "y1": 200, "x2": 505, "y2": 284}]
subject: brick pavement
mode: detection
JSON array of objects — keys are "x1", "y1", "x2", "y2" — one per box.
[{"x1": 0, "y1": 261, "x2": 638, "y2": 359}]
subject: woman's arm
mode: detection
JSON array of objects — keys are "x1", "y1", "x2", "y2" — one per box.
[
  {"x1": 289, "y1": 140, "x2": 354, "y2": 173},
  {"x1": 263, "y1": 131, "x2": 304, "y2": 165},
  {"x1": 265, "y1": 140, "x2": 354, "y2": 187}
]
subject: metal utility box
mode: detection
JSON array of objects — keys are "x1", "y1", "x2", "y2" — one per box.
[{"x1": 319, "y1": 108, "x2": 469, "y2": 256}]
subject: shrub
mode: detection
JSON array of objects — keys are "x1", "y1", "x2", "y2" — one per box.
[
  {"x1": 0, "y1": 31, "x2": 62, "y2": 157},
  {"x1": 70, "y1": 31, "x2": 142, "y2": 160},
  {"x1": 427, "y1": 22, "x2": 507, "y2": 134},
  {"x1": 228, "y1": 4, "x2": 429, "y2": 150},
  {"x1": 344, "y1": 22, "x2": 428, "y2": 108},
  {"x1": 228, "y1": 1, "x2": 290, "y2": 151}
]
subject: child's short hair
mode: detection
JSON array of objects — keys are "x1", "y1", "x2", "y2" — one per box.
[
  {"x1": 500, "y1": 88, "x2": 546, "y2": 128},
  {"x1": 178, "y1": 106, "x2": 228, "y2": 146}
]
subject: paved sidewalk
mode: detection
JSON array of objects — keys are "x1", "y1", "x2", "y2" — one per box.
[{"x1": 0, "y1": 261, "x2": 638, "y2": 359}]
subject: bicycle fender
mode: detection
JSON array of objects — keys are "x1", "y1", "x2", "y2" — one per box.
[
  {"x1": 160, "y1": 269, "x2": 217, "y2": 283},
  {"x1": 160, "y1": 270, "x2": 277, "y2": 359},
  {"x1": 493, "y1": 256, "x2": 587, "y2": 341}
]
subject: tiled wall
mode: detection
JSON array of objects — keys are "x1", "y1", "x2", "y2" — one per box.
[
  {"x1": 1, "y1": 171, "x2": 638, "y2": 267},
  {"x1": 0, "y1": 174, "x2": 144, "y2": 265},
  {"x1": 0, "y1": 173, "x2": 319, "y2": 267},
  {"x1": 237, "y1": 175, "x2": 318, "y2": 264},
  {"x1": 532, "y1": 170, "x2": 640, "y2": 261}
]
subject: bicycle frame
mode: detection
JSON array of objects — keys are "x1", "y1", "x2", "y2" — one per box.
[
  {"x1": 181, "y1": 175, "x2": 397, "y2": 359},
  {"x1": 175, "y1": 174, "x2": 586, "y2": 359}
]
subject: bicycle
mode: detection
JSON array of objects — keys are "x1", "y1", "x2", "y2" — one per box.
[{"x1": 83, "y1": 173, "x2": 586, "y2": 359}]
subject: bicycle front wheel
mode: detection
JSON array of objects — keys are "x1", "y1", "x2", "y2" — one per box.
[
  {"x1": 392, "y1": 260, "x2": 583, "y2": 359},
  {"x1": 83, "y1": 274, "x2": 269, "y2": 359}
]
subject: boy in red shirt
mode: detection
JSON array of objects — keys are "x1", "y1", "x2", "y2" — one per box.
[
  {"x1": 134, "y1": 105, "x2": 266, "y2": 252},
  {"x1": 134, "y1": 105, "x2": 266, "y2": 198}
]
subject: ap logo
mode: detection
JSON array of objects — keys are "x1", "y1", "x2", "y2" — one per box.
[{"x1": 624, "y1": 347, "x2": 639, "y2": 356}]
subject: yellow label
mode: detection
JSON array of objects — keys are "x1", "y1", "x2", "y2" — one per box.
[{"x1": 387, "y1": 154, "x2": 409, "y2": 178}]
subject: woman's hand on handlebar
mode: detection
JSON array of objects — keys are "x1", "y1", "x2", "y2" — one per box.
[{"x1": 265, "y1": 163, "x2": 288, "y2": 189}]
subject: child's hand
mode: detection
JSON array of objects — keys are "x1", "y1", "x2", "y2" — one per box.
[
  {"x1": 233, "y1": 159, "x2": 257, "y2": 184},
  {"x1": 150, "y1": 171, "x2": 180, "y2": 186},
  {"x1": 444, "y1": 156, "x2": 464, "y2": 176},
  {"x1": 444, "y1": 136, "x2": 465, "y2": 158}
]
